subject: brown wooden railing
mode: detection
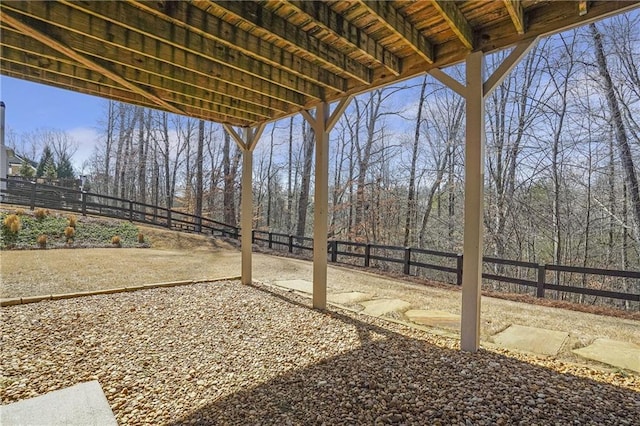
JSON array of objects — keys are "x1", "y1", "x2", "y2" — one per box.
[{"x1": 2, "y1": 177, "x2": 638, "y2": 308}]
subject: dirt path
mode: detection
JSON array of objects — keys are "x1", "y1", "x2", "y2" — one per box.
[{"x1": 2, "y1": 243, "x2": 638, "y2": 361}]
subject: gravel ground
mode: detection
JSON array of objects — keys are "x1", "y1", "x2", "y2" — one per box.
[{"x1": 1, "y1": 281, "x2": 638, "y2": 425}]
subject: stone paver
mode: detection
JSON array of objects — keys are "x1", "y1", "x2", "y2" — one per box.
[
  {"x1": 273, "y1": 279, "x2": 313, "y2": 294},
  {"x1": 493, "y1": 325, "x2": 569, "y2": 356},
  {"x1": 360, "y1": 299, "x2": 411, "y2": 317},
  {"x1": 573, "y1": 338, "x2": 640, "y2": 373},
  {"x1": 1, "y1": 381, "x2": 117, "y2": 426},
  {"x1": 328, "y1": 292, "x2": 372, "y2": 305},
  {"x1": 405, "y1": 309, "x2": 460, "y2": 330}
]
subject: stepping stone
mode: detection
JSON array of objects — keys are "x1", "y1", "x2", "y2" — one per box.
[
  {"x1": 1, "y1": 381, "x2": 117, "y2": 426},
  {"x1": 493, "y1": 325, "x2": 568, "y2": 356},
  {"x1": 361, "y1": 299, "x2": 411, "y2": 317},
  {"x1": 573, "y1": 338, "x2": 640, "y2": 373},
  {"x1": 328, "y1": 292, "x2": 372, "y2": 305},
  {"x1": 274, "y1": 279, "x2": 313, "y2": 294},
  {"x1": 405, "y1": 309, "x2": 460, "y2": 330}
]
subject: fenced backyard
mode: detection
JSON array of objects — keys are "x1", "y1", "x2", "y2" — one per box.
[{"x1": 2, "y1": 177, "x2": 638, "y2": 310}]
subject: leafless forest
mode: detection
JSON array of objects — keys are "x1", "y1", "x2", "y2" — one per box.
[{"x1": 7, "y1": 17, "x2": 640, "y2": 304}]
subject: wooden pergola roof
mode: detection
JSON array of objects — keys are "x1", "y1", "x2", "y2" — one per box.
[{"x1": 1, "y1": 1, "x2": 638, "y2": 127}]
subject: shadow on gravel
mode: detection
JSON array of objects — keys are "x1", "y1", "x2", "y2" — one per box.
[{"x1": 170, "y1": 285, "x2": 639, "y2": 426}]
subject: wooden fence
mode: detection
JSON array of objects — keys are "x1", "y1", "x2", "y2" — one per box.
[{"x1": 2, "y1": 178, "x2": 638, "y2": 309}]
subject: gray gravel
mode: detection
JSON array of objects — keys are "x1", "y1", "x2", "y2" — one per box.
[{"x1": 1, "y1": 281, "x2": 638, "y2": 425}]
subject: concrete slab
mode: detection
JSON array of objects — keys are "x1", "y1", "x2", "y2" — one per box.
[
  {"x1": 328, "y1": 292, "x2": 372, "y2": 305},
  {"x1": 361, "y1": 299, "x2": 411, "y2": 317},
  {"x1": 573, "y1": 338, "x2": 640, "y2": 373},
  {"x1": 273, "y1": 279, "x2": 313, "y2": 294},
  {"x1": 493, "y1": 325, "x2": 568, "y2": 356},
  {"x1": 1, "y1": 381, "x2": 117, "y2": 426},
  {"x1": 405, "y1": 309, "x2": 460, "y2": 330}
]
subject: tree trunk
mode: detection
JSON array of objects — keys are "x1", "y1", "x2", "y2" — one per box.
[
  {"x1": 195, "y1": 120, "x2": 205, "y2": 226},
  {"x1": 404, "y1": 76, "x2": 427, "y2": 247},
  {"x1": 591, "y1": 23, "x2": 640, "y2": 249},
  {"x1": 296, "y1": 120, "x2": 314, "y2": 238}
]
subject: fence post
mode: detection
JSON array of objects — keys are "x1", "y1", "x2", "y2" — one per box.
[
  {"x1": 365, "y1": 244, "x2": 371, "y2": 267},
  {"x1": 166, "y1": 209, "x2": 172, "y2": 229},
  {"x1": 30, "y1": 181, "x2": 37, "y2": 210},
  {"x1": 129, "y1": 200, "x2": 134, "y2": 221},
  {"x1": 81, "y1": 192, "x2": 87, "y2": 216},
  {"x1": 252, "y1": 230, "x2": 256, "y2": 244},
  {"x1": 456, "y1": 254, "x2": 463, "y2": 285},
  {"x1": 268, "y1": 232, "x2": 273, "y2": 249},
  {"x1": 537, "y1": 264, "x2": 546, "y2": 298},
  {"x1": 403, "y1": 247, "x2": 411, "y2": 275},
  {"x1": 288, "y1": 235, "x2": 293, "y2": 253},
  {"x1": 331, "y1": 240, "x2": 338, "y2": 262}
]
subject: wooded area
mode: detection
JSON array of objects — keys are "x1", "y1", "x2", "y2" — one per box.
[{"x1": 6, "y1": 16, "x2": 640, "y2": 305}]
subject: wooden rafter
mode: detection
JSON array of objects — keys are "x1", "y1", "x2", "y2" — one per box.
[
  {"x1": 0, "y1": 27, "x2": 275, "y2": 120},
  {"x1": 280, "y1": 0, "x2": 401, "y2": 76},
  {"x1": 503, "y1": 0, "x2": 525, "y2": 35},
  {"x1": 127, "y1": 0, "x2": 346, "y2": 93},
  {"x1": 0, "y1": 5, "x2": 184, "y2": 115},
  {"x1": 1, "y1": 1, "x2": 306, "y2": 118},
  {"x1": 0, "y1": 0, "x2": 637, "y2": 126},
  {"x1": 358, "y1": 0, "x2": 434, "y2": 64},
  {"x1": 431, "y1": 0, "x2": 474, "y2": 50},
  {"x1": 204, "y1": 0, "x2": 373, "y2": 85},
  {"x1": 30, "y1": 0, "x2": 321, "y2": 103}
]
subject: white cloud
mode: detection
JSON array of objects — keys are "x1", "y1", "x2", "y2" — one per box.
[{"x1": 67, "y1": 126, "x2": 100, "y2": 172}]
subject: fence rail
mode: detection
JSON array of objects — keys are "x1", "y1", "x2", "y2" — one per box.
[{"x1": 2, "y1": 177, "x2": 638, "y2": 308}]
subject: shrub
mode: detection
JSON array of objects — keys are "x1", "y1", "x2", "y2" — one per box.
[
  {"x1": 111, "y1": 235, "x2": 121, "y2": 247},
  {"x1": 2, "y1": 214, "x2": 21, "y2": 247},
  {"x1": 3, "y1": 214, "x2": 21, "y2": 234},
  {"x1": 35, "y1": 208, "x2": 48, "y2": 220},
  {"x1": 14, "y1": 208, "x2": 25, "y2": 216},
  {"x1": 137, "y1": 232, "x2": 144, "y2": 244},
  {"x1": 64, "y1": 226, "x2": 75, "y2": 243},
  {"x1": 37, "y1": 234, "x2": 47, "y2": 249},
  {"x1": 68, "y1": 214, "x2": 77, "y2": 228}
]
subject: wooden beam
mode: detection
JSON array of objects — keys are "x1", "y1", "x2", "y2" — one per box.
[
  {"x1": 282, "y1": 0, "x2": 401, "y2": 76},
  {"x1": 222, "y1": 123, "x2": 265, "y2": 285},
  {"x1": 0, "y1": 6, "x2": 184, "y2": 116},
  {"x1": 131, "y1": 0, "x2": 347, "y2": 92},
  {"x1": 429, "y1": 68, "x2": 465, "y2": 98},
  {"x1": 0, "y1": 58, "x2": 259, "y2": 126},
  {"x1": 1, "y1": 43, "x2": 266, "y2": 122},
  {"x1": 579, "y1": 1, "x2": 589, "y2": 17},
  {"x1": 358, "y1": 0, "x2": 434, "y2": 64},
  {"x1": 1, "y1": 1, "x2": 310, "y2": 108},
  {"x1": 483, "y1": 38, "x2": 539, "y2": 97},
  {"x1": 207, "y1": 0, "x2": 373, "y2": 85},
  {"x1": 57, "y1": 0, "x2": 323, "y2": 101},
  {"x1": 0, "y1": 29, "x2": 275, "y2": 120},
  {"x1": 503, "y1": 0, "x2": 525, "y2": 34},
  {"x1": 431, "y1": 0, "x2": 474, "y2": 50}
]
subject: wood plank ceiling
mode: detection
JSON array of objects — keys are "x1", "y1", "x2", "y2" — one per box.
[{"x1": 1, "y1": 1, "x2": 638, "y2": 127}]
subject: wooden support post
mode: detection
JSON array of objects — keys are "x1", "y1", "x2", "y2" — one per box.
[
  {"x1": 288, "y1": 235, "x2": 294, "y2": 253},
  {"x1": 404, "y1": 248, "x2": 411, "y2": 275},
  {"x1": 81, "y1": 192, "x2": 87, "y2": 216},
  {"x1": 223, "y1": 124, "x2": 265, "y2": 285},
  {"x1": 30, "y1": 181, "x2": 37, "y2": 210},
  {"x1": 431, "y1": 42, "x2": 535, "y2": 352},
  {"x1": 240, "y1": 139, "x2": 253, "y2": 284},
  {"x1": 302, "y1": 97, "x2": 352, "y2": 309},
  {"x1": 331, "y1": 240, "x2": 338, "y2": 263},
  {"x1": 365, "y1": 244, "x2": 371, "y2": 268},
  {"x1": 456, "y1": 254, "x2": 464, "y2": 286},
  {"x1": 537, "y1": 264, "x2": 546, "y2": 298},
  {"x1": 461, "y1": 50, "x2": 485, "y2": 353}
]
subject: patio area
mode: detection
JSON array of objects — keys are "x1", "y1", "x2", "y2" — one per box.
[{"x1": 1, "y1": 280, "x2": 638, "y2": 425}]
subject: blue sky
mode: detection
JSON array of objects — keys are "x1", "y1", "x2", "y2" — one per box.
[{"x1": 1, "y1": 76, "x2": 105, "y2": 169}]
